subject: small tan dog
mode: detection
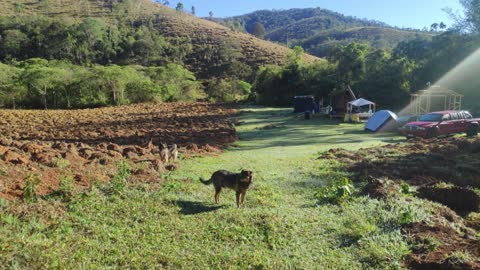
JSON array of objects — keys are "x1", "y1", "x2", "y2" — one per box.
[
  {"x1": 159, "y1": 143, "x2": 169, "y2": 163},
  {"x1": 200, "y1": 170, "x2": 253, "y2": 207}
]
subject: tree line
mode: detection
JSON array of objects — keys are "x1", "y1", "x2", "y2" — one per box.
[
  {"x1": 0, "y1": 59, "x2": 205, "y2": 109},
  {"x1": 0, "y1": 58, "x2": 252, "y2": 109},
  {"x1": 0, "y1": 14, "x2": 251, "y2": 109}
]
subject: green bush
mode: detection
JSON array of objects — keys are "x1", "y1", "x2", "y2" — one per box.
[
  {"x1": 111, "y1": 160, "x2": 131, "y2": 193},
  {"x1": 23, "y1": 174, "x2": 41, "y2": 203},
  {"x1": 398, "y1": 205, "x2": 418, "y2": 225},
  {"x1": 314, "y1": 177, "x2": 354, "y2": 204},
  {"x1": 400, "y1": 181, "x2": 411, "y2": 195},
  {"x1": 58, "y1": 174, "x2": 75, "y2": 197},
  {"x1": 206, "y1": 79, "x2": 251, "y2": 102}
]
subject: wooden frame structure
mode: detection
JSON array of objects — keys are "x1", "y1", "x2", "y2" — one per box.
[{"x1": 410, "y1": 85, "x2": 463, "y2": 115}]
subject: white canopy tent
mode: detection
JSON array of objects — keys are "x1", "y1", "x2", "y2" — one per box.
[
  {"x1": 344, "y1": 98, "x2": 376, "y2": 122},
  {"x1": 347, "y1": 98, "x2": 376, "y2": 114}
]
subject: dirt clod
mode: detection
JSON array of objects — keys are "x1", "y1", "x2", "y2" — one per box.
[
  {"x1": 360, "y1": 177, "x2": 400, "y2": 199},
  {"x1": 418, "y1": 186, "x2": 480, "y2": 214}
]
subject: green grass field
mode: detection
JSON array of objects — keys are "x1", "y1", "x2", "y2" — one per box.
[{"x1": 1, "y1": 107, "x2": 432, "y2": 269}]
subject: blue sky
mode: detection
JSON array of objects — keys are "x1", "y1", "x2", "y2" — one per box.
[{"x1": 168, "y1": 0, "x2": 463, "y2": 29}]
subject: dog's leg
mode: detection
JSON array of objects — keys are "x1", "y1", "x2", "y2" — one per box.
[
  {"x1": 240, "y1": 192, "x2": 246, "y2": 206},
  {"x1": 236, "y1": 191, "x2": 241, "y2": 208},
  {"x1": 215, "y1": 187, "x2": 221, "y2": 204}
]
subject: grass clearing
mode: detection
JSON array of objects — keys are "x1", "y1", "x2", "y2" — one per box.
[{"x1": 1, "y1": 107, "x2": 432, "y2": 269}]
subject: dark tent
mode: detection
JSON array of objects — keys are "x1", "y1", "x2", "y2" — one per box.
[{"x1": 293, "y1": 96, "x2": 315, "y2": 113}]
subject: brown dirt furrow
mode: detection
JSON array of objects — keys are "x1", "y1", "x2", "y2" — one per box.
[{"x1": 0, "y1": 102, "x2": 238, "y2": 200}]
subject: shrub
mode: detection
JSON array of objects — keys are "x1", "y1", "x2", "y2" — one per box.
[
  {"x1": 23, "y1": 174, "x2": 41, "y2": 203},
  {"x1": 446, "y1": 251, "x2": 474, "y2": 265},
  {"x1": 315, "y1": 177, "x2": 354, "y2": 204},
  {"x1": 58, "y1": 174, "x2": 75, "y2": 197},
  {"x1": 52, "y1": 158, "x2": 70, "y2": 170},
  {"x1": 400, "y1": 181, "x2": 411, "y2": 195},
  {"x1": 398, "y1": 205, "x2": 418, "y2": 225},
  {"x1": 111, "y1": 160, "x2": 131, "y2": 193},
  {"x1": 423, "y1": 236, "x2": 440, "y2": 252},
  {"x1": 205, "y1": 78, "x2": 251, "y2": 102}
]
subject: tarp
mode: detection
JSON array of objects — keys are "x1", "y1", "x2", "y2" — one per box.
[
  {"x1": 365, "y1": 110, "x2": 399, "y2": 132},
  {"x1": 348, "y1": 98, "x2": 375, "y2": 107},
  {"x1": 293, "y1": 96, "x2": 315, "y2": 113}
]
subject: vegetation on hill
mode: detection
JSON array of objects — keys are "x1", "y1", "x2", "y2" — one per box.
[
  {"x1": 0, "y1": 0, "x2": 320, "y2": 108},
  {"x1": 223, "y1": 8, "x2": 388, "y2": 35},
  {"x1": 219, "y1": 7, "x2": 434, "y2": 57},
  {"x1": 0, "y1": 0, "x2": 318, "y2": 76},
  {"x1": 301, "y1": 27, "x2": 429, "y2": 57}
]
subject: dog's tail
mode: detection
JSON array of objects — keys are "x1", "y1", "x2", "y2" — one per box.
[{"x1": 199, "y1": 177, "x2": 212, "y2": 185}]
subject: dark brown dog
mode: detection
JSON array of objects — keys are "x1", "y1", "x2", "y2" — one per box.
[{"x1": 200, "y1": 170, "x2": 253, "y2": 207}]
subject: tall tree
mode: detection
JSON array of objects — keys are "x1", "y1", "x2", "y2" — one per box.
[
  {"x1": 327, "y1": 42, "x2": 370, "y2": 86},
  {"x1": 251, "y1": 22, "x2": 266, "y2": 38},
  {"x1": 0, "y1": 63, "x2": 24, "y2": 109},
  {"x1": 191, "y1": 6, "x2": 196, "y2": 15},
  {"x1": 447, "y1": 0, "x2": 480, "y2": 33},
  {"x1": 93, "y1": 65, "x2": 136, "y2": 105},
  {"x1": 175, "y1": 2, "x2": 184, "y2": 12},
  {"x1": 0, "y1": 29, "x2": 29, "y2": 59},
  {"x1": 21, "y1": 63, "x2": 65, "y2": 109},
  {"x1": 209, "y1": 11, "x2": 214, "y2": 19}
]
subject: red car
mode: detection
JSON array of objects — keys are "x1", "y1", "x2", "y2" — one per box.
[{"x1": 400, "y1": 110, "x2": 480, "y2": 138}]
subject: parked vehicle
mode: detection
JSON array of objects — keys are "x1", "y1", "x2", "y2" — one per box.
[
  {"x1": 397, "y1": 115, "x2": 419, "y2": 128},
  {"x1": 400, "y1": 110, "x2": 479, "y2": 138}
]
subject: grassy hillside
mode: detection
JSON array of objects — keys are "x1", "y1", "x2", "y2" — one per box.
[
  {"x1": 224, "y1": 8, "x2": 387, "y2": 35},
  {"x1": 301, "y1": 27, "x2": 430, "y2": 57},
  {"x1": 220, "y1": 8, "x2": 432, "y2": 57},
  {"x1": 0, "y1": 0, "x2": 320, "y2": 79}
]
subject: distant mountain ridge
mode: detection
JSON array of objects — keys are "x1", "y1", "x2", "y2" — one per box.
[{"x1": 218, "y1": 7, "x2": 433, "y2": 57}]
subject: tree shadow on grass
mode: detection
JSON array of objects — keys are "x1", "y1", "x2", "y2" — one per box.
[{"x1": 173, "y1": 200, "x2": 225, "y2": 215}]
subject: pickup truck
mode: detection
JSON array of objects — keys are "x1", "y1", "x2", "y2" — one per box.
[{"x1": 400, "y1": 110, "x2": 479, "y2": 138}]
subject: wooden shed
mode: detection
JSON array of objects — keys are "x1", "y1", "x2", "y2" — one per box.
[{"x1": 329, "y1": 85, "x2": 357, "y2": 117}]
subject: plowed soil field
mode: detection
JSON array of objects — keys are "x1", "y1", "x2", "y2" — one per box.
[
  {"x1": 0, "y1": 102, "x2": 237, "y2": 200},
  {"x1": 321, "y1": 137, "x2": 480, "y2": 269}
]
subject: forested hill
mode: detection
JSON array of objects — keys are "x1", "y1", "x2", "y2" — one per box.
[
  {"x1": 0, "y1": 0, "x2": 319, "y2": 79},
  {"x1": 219, "y1": 8, "x2": 433, "y2": 57}
]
